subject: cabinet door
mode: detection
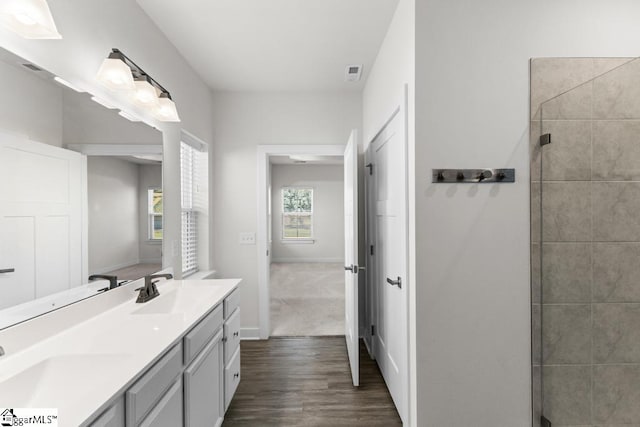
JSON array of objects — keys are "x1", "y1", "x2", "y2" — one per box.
[
  {"x1": 89, "y1": 398, "x2": 124, "y2": 427},
  {"x1": 223, "y1": 308, "x2": 241, "y2": 365},
  {"x1": 184, "y1": 329, "x2": 224, "y2": 427},
  {"x1": 224, "y1": 347, "x2": 241, "y2": 411},
  {"x1": 139, "y1": 378, "x2": 183, "y2": 427}
]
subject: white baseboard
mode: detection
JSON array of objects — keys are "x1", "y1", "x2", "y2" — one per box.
[
  {"x1": 139, "y1": 258, "x2": 162, "y2": 264},
  {"x1": 271, "y1": 257, "x2": 343, "y2": 263},
  {"x1": 240, "y1": 327, "x2": 261, "y2": 340}
]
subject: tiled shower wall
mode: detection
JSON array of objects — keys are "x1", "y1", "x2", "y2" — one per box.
[{"x1": 531, "y1": 57, "x2": 640, "y2": 427}]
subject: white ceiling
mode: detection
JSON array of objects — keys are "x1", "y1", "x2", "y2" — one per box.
[{"x1": 136, "y1": 0, "x2": 399, "y2": 92}]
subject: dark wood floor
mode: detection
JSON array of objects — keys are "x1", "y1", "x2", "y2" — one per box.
[{"x1": 223, "y1": 337, "x2": 402, "y2": 427}]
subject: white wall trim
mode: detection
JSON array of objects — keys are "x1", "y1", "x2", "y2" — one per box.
[
  {"x1": 271, "y1": 257, "x2": 343, "y2": 263},
  {"x1": 240, "y1": 327, "x2": 261, "y2": 340},
  {"x1": 139, "y1": 258, "x2": 162, "y2": 264},
  {"x1": 257, "y1": 144, "x2": 346, "y2": 339},
  {"x1": 66, "y1": 144, "x2": 163, "y2": 156}
]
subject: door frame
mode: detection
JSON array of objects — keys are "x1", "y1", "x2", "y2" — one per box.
[
  {"x1": 256, "y1": 144, "x2": 347, "y2": 339},
  {"x1": 363, "y1": 84, "x2": 413, "y2": 424}
]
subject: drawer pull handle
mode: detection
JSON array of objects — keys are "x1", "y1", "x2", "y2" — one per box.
[
  {"x1": 233, "y1": 331, "x2": 239, "y2": 337},
  {"x1": 234, "y1": 373, "x2": 239, "y2": 379}
]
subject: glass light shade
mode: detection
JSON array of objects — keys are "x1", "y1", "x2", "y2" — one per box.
[
  {"x1": 154, "y1": 96, "x2": 181, "y2": 122},
  {"x1": 132, "y1": 80, "x2": 160, "y2": 108},
  {"x1": 0, "y1": 0, "x2": 61, "y2": 39},
  {"x1": 96, "y1": 58, "x2": 135, "y2": 92}
]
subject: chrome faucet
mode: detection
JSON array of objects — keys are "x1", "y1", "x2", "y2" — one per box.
[
  {"x1": 88, "y1": 274, "x2": 119, "y2": 290},
  {"x1": 136, "y1": 273, "x2": 173, "y2": 303}
]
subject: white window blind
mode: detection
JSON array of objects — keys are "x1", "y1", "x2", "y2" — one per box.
[{"x1": 181, "y1": 142, "x2": 198, "y2": 275}]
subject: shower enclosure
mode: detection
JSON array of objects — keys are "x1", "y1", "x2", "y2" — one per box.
[{"x1": 532, "y1": 57, "x2": 640, "y2": 427}]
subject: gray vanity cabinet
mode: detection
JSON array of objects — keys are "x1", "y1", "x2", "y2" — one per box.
[
  {"x1": 138, "y1": 378, "x2": 183, "y2": 427},
  {"x1": 89, "y1": 398, "x2": 125, "y2": 427},
  {"x1": 184, "y1": 329, "x2": 224, "y2": 427},
  {"x1": 85, "y1": 287, "x2": 240, "y2": 427},
  {"x1": 222, "y1": 289, "x2": 241, "y2": 411}
]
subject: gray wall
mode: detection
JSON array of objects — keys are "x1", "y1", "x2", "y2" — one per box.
[
  {"x1": 210, "y1": 91, "x2": 362, "y2": 333},
  {"x1": 532, "y1": 57, "x2": 640, "y2": 426},
  {"x1": 87, "y1": 157, "x2": 140, "y2": 273},
  {"x1": 271, "y1": 164, "x2": 344, "y2": 263}
]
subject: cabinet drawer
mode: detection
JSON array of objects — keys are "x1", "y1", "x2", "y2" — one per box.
[
  {"x1": 126, "y1": 343, "x2": 183, "y2": 426},
  {"x1": 184, "y1": 303, "x2": 223, "y2": 364},
  {"x1": 184, "y1": 330, "x2": 224, "y2": 427},
  {"x1": 223, "y1": 288, "x2": 240, "y2": 319},
  {"x1": 139, "y1": 377, "x2": 183, "y2": 427},
  {"x1": 89, "y1": 398, "x2": 124, "y2": 427},
  {"x1": 223, "y1": 308, "x2": 241, "y2": 365},
  {"x1": 224, "y1": 347, "x2": 241, "y2": 411}
]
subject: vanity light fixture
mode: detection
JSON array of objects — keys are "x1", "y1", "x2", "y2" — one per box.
[
  {"x1": 154, "y1": 93, "x2": 181, "y2": 122},
  {"x1": 0, "y1": 0, "x2": 61, "y2": 39},
  {"x1": 97, "y1": 48, "x2": 180, "y2": 122},
  {"x1": 132, "y1": 76, "x2": 160, "y2": 108},
  {"x1": 96, "y1": 50, "x2": 136, "y2": 92}
]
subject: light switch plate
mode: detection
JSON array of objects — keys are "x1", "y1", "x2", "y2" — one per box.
[{"x1": 239, "y1": 232, "x2": 256, "y2": 245}]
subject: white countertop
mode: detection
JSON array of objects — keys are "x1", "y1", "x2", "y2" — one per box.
[{"x1": 0, "y1": 278, "x2": 240, "y2": 426}]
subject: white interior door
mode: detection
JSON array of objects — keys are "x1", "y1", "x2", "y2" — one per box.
[
  {"x1": 372, "y1": 110, "x2": 408, "y2": 421},
  {"x1": 344, "y1": 129, "x2": 360, "y2": 387},
  {"x1": 0, "y1": 135, "x2": 84, "y2": 310}
]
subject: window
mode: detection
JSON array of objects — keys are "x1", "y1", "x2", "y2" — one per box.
[
  {"x1": 148, "y1": 188, "x2": 163, "y2": 240},
  {"x1": 282, "y1": 188, "x2": 313, "y2": 239},
  {"x1": 181, "y1": 142, "x2": 198, "y2": 275}
]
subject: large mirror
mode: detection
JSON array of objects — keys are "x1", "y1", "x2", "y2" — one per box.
[{"x1": 0, "y1": 47, "x2": 164, "y2": 329}]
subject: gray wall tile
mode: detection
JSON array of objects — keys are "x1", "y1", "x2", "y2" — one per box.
[
  {"x1": 594, "y1": 365, "x2": 640, "y2": 424},
  {"x1": 593, "y1": 243, "x2": 640, "y2": 302},
  {"x1": 540, "y1": 83, "x2": 592, "y2": 121},
  {"x1": 531, "y1": 58, "x2": 594, "y2": 120},
  {"x1": 532, "y1": 304, "x2": 541, "y2": 365},
  {"x1": 541, "y1": 121, "x2": 592, "y2": 181},
  {"x1": 594, "y1": 59, "x2": 640, "y2": 119},
  {"x1": 593, "y1": 121, "x2": 640, "y2": 181},
  {"x1": 542, "y1": 243, "x2": 591, "y2": 303},
  {"x1": 542, "y1": 182, "x2": 592, "y2": 242},
  {"x1": 543, "y1": 365, "x2": 592, "y2": 425},
  {"x1": 532, "y1": 243, "x2": 541, "y2": 304},
  {"x1": 532, "y1": 182, "x2": 541, "y2": 243},
  {"x1": 543, "y1": 305, "x2": 591, "y2": 364},
  {"x1": 593, "y1": 304, "x2": 640, "y2": 363},
  {"x1": 593, "y1": 183, "x2": 640, "y2": 242}
]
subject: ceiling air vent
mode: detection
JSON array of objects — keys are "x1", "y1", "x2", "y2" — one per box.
[
  {"x1": 22, "y1": 63, "x2": 43, "y2": 72},
  {"x1": 345, "y1": 64, "x2": 362, "y2": 82}
]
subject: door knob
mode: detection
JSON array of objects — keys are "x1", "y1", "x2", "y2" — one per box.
[
  {"x1": 345, "y1": 264, "x2": 365, "y2": 274},
  {"x1": 386, "y1": 277, "x2": 402, "y2": 288}
]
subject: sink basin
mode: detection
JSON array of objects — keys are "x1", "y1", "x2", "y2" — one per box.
[
  {"x1": 132, "y1": 289, "x2": 205, "y2": 315},
  {"x1": 0, "y1": 354, "x2": 131, "y2": 406}
]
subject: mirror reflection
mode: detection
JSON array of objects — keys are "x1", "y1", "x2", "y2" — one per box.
[{"x1": 0, "y1": 47, "x2": 163, "y2": 329}]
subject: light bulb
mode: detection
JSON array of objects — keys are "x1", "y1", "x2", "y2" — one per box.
[
  {"x1": 96, "y1": 58, "x2": 135, "y2": 92},
  {"x1": 0, "y1": 0, "x2": 62, "y2": 39},
  {"x1": 132, "y1": 79, "x2": 160, "y2": 107}
]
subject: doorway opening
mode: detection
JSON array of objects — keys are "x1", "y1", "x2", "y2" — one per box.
[{"x1": 268, "y1": 158, "x2": 345, "y2": 336}]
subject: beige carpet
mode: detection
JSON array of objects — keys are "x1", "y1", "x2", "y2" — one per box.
[{"x1": 270, "y1": 262, "x2": 344, "y2": 336}]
